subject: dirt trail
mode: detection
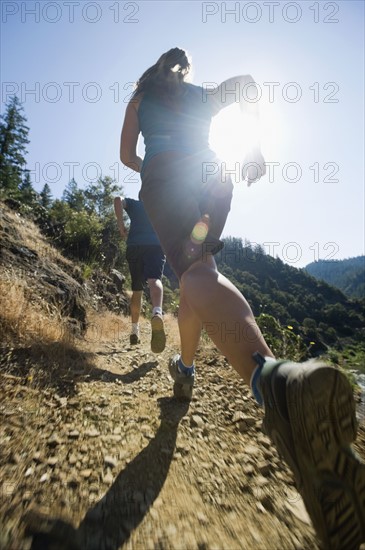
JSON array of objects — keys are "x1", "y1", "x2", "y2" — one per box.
[{"x1": 1, "y1": 321, "x2": 365, "y2": 550}]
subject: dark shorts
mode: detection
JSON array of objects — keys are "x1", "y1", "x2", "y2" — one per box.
[
  {"x1": 126, "y1": 244, "x2": 166, "y2": 291},
  {"x1": 139, "y1": 151, "x2": 233, "y2": 279}
]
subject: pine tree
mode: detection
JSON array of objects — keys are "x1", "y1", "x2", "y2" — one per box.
[
  {"x1": 0, "y1": 96, "x2": 30, "y2": 195},
  {"x1": 62, "y1": 178, "x2": 86, "y2": 211},
  {"x1": 40, "y1": 183, "x2": 53, "y2": 209},
  {"x1": 19, "y1": 170, "x2": 37, "y2": 206},
  {"x1": 85, "y1": 176, "x2": 121, "y2": 218}
]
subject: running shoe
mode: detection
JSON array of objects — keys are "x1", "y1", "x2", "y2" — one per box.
[
  {"x1": 168, "y1": 355, "x2": 195, "y2": 401},
  {"x1": 258, "y1": 357, "x2": 365, "y2": 550}
]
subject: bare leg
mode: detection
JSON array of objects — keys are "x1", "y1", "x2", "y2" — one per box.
[
  {"x1": 178, "y1": 288, "x2": 202, "y2": 366},
  {"x1": 147, "y1": 278, "x2": 163, "y2": 309},
  {"x1": 130, "y1": 290, "x2": 143, "y2": 324},
  {"x1": 180, "y1": 255, "x2": 274, "y2": 384}
]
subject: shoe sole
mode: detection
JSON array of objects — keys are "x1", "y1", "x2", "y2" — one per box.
[
  {"x1": 271, "y1": 363, "x2": 365, "y2": 549},
  {"x1": 172, "y1": 381, "x2": 193, "y2": 401},
  {"x1": 151, "y1": 316, "x2": 166, "y2": 354}
]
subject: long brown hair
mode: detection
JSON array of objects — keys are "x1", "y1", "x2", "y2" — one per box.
[{"x1": 131, "y1": 47, "x2": 191, "y2": 101}]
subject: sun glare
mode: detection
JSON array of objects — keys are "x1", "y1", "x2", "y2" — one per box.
[{"x1": 209, "y1": 102, "x2": 281, "y2": 164}]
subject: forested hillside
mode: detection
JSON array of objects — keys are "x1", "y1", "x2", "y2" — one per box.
[
  {"x1": 305, "y1": 256, "x2": 365, "y2": 299},
  {"x1": 213, "y1": 238, "x2": 365, "y2": 356}
]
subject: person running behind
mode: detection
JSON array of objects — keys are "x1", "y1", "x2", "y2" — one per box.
[
  {"x1": 119, "y1": 47, "x2": 365, "y2": 550},
  {"x1": 114, "y1": 195, "x2": 166, "y2": 353}
]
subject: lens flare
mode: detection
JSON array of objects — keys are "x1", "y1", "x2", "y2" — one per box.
[{"x1": 190, "y1": 215, "x2": 210, "y2": 245}]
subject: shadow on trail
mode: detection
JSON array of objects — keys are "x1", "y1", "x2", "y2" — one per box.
[
  {"x1": 0, "y1": 343, "x2": 96, "y2": 397},
  {"x1": 93, "y1": 348, "x2": 133, "y2": 356},
  {"x1": 85, "y1": 360, "x2": 159, "y2": 385},
  {"x1": 26, "y1": 397, "x2": 189, "y2": 550}
]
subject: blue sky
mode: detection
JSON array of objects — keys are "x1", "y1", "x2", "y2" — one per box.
[{"x1": 1, "y1": 0, "x2": 364, "y2": 267}]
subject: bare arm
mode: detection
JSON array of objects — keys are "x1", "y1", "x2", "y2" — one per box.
[
  {"x1": 204, "y1": 75, "x2": 259, "y2": 116},
  {"x1": 114, "y1": 196, "x2": 128, "y2": 238},
  {"x1": 120, "y1": 100, "x2": 143, "y2": 173}
]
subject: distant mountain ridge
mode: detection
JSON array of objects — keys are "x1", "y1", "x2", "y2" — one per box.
[{"x1": 305, "y1": 256, "x2": 365, "y2": 299}]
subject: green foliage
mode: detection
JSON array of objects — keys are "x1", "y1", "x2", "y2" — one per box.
[
  {"x1": 256, "y1": 314, "x2": 307, "y2": 361},
  {"x1": 49, "y1": 199, "x2": 72, "y2": 225},
  {"x1": 47, "y1": 176, "x2": 124, "y2": 268},
  {"x1": 321, "y1": 343, "x2": 365, "y2": 396},
  {"x1": 12, "y1": 171, "x2": 53, "y2": 228},
  {"x1": 340, "y1": 343, "x2": 365, "y2": 375},
  {"x1": 161, "y1": 279, "x2": 180, "y2": 315},
  {"x1": 63, "y1": 209, "x2": 102, "y2": 261},
  {"x1": 81, "y1": 264, "x2": 94, "y2": 280}
]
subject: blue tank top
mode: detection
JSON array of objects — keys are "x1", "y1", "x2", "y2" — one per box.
[
  {"x1": 138, "y1": 83, "x2": 215, "y2": 176},
  {"x1": 124, "y1": 198, "x2": 160, "y2": 247}
]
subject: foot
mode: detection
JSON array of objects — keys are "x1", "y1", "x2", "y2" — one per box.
[
  {"x1": 129, "y1": 333, "x2": 140, "y2": 345},
  {"x1": 259, "y1": 358, "x2": 365, "y2": 550},
  {"x1": 168, "y1": 355, "x2": 194, "y2": 401},
  {"x1": 151, "y1": 313, "x2": 166, "y2": 353}
]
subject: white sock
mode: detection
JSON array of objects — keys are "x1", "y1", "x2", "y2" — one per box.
[
  {"x1": 131, "y1": 323, "x2": 139, "y2": 336},
  {"x1": 152, "y1": 307, "x2": 162, "y2": 316}
]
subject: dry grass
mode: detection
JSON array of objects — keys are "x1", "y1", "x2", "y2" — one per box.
[
  {"x1": 84, "y1": 309, "x2": 129, "y2": 344},
  {"x1": 1, "y1": 205, "x2": 74, "y2": 270},
  {"x1": 0, "y1": 269, "x2": 97, "y2": 394},
  {"x1": 0, "y1": 269, "x2": 69, "y2": 347}
]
